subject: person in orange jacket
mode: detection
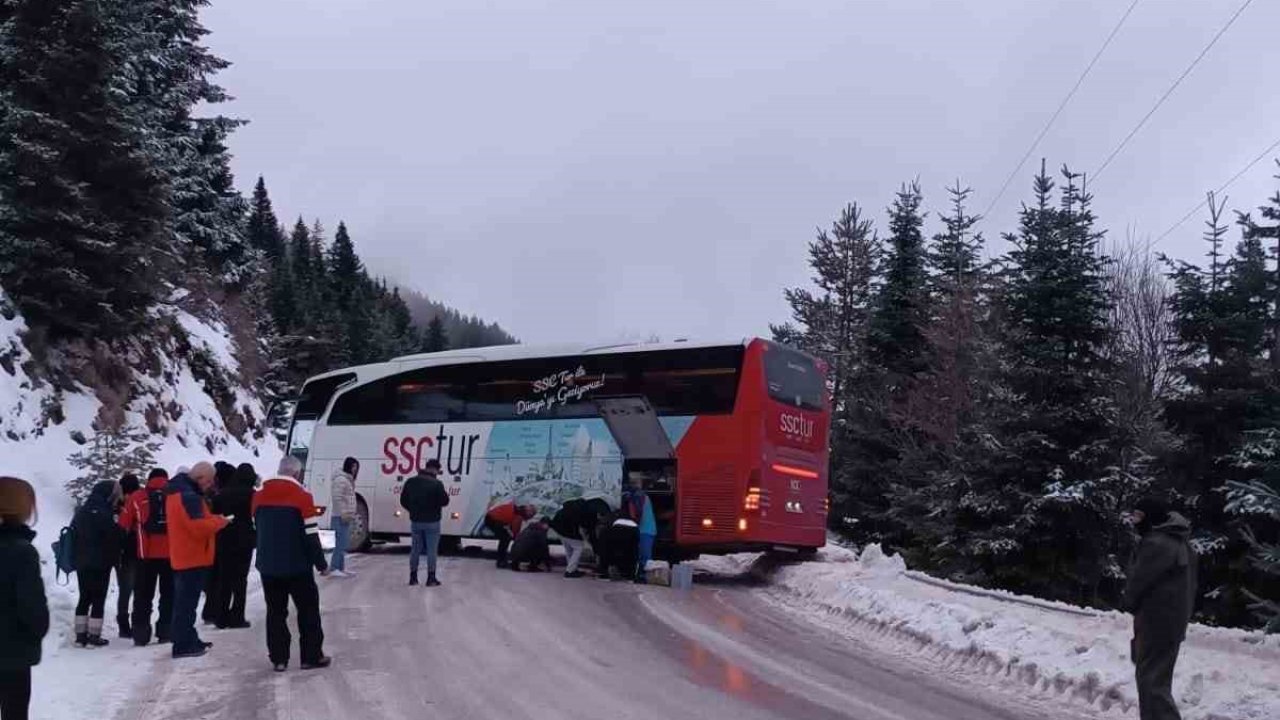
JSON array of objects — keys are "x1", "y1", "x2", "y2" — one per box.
[
  {"x1": 166, "y1": 462, "x2": 228, "y2": 659},
  {"x1": 118, "y1": 468, "x2": 175, "y2": 646},
  {"x1": 483, "y1": 501, "x2": 536, "y2": 568}
]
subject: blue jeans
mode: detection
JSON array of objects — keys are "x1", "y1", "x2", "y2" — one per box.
[
  {"x1": 409, "y1": 521, "x2": 441, "y2": 576},
  {"x1": 331, "y1": 516, "x2": 351, "y2": 572},
  {"x1": 638, "y1": 533, "x2": 655, "y2": 576},
  {"x1": 171, "y1": 568, "x2": 207, "y2": 656}
]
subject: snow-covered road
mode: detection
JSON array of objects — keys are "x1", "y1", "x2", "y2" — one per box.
[{"x1": 78, "y1": 546, "x2": 1091, "y2": 720}]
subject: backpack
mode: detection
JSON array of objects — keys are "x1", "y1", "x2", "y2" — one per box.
[
  {"x1": 51, "y1": 526, "x2": 76, "y2": 585},
  {"x1": 143, "y1": 489, "x2": 168, "y2": 535}
]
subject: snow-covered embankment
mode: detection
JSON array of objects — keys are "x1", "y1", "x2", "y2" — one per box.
[{"x1": 694, "y1": 545, "x2": 1280, "y2": 720}]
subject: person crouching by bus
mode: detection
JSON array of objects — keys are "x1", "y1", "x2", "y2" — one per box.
[
  {"x1": 399, "y1": 459, "x2": 450, "y2": 587},
  {"x1": 484, "y1": 501, "x2": 536, "y2": 569},
  {"x1": 623, "y1": 476, "x2": 656, "y2": 584},
  {"x1": 597, "y1": 512, "x2": 639, "y2": 582},
  {"x1": 167, "y1": 462, "x2": 229, "y2": 660},
  {"x1": 119, "y1": 468, "x2": 173, "y2": 646},
  {"x1": 328, "y1": 457, "x2": 359, "y2": 579},
  {"x1": 509, "y1": 517, "x2": 553, "y2": 572},
  {"x1": 550, "y1": 498, "x2": 608, "y2": 579},
  {"x1": 254, "y1": 456, "x2": 331, "y2": 673},
  {"x1": 0, "y1": 477, "x2": 50, "y2": 720}
]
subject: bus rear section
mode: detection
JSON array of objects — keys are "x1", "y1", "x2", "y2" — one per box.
[{"x1": 671, "y1": 339, "x2": 829, "y2": 555}]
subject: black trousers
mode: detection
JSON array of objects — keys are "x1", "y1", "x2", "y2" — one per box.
[
  {"x1": 262, "y1": 574, "x2": 325, "y2": 666},
  {"x1": 171, "y1": 568, "x2": 208, "y2": 656},
  {"x1": 0, "y1": 667, "x2": 31, "y2": 720},
  {"x1": 214, "y1": 546, "x2": 253, "y2": 627},
  {"x1": 201, "y1": 558, "x2": 222, "y2": 623},
  {"x1": 1135, "y1": 638, "x2": 1183, "y2": 720},
  {"x1": 115, "y1": 559, "x2": 135, "y2": 631},
  {"x1": 600, "y1": 526, "x2": 638, "y2": 579},
  {"x1": 484, "y1": 518, "x2": 514, "y2": 566},
  {"x1": 75, "y1": 569, "x2": 110, "y2": 619},
  {"x1": 132, "y1": 559, "x2": 173, "y2": 645}
]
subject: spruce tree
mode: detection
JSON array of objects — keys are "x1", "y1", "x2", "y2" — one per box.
[
  {"x1": 247, "y1": 177, "x2": 286, "y2": 261},
  {"x1": 0, "y1": 0, "x2": 169, "y2": 337},
  {"x1": 423, "y1": 315, "x2": 449, "y2": 352},
  {"x1": 869, "y1": 181, "x2": 930, "y2": 377},
  {"x1": 66, "y1": 423, "x2": 160, "y2": 503}
]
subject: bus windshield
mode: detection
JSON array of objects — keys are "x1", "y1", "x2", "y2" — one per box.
[{"x1": 764, "y1": 346, "x2": 825, "y2": 411}]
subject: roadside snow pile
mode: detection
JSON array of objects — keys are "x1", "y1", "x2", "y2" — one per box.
[{"x1": 693, "y1": 545, "x2": 1280, "y2": 720}]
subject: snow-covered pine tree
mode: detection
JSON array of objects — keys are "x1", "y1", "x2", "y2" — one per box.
[
  {"x1": 771, "y1": 202, "x2": 880, "y2": 532},
  {"x1": 66, "y1": 423, "x2": 161, "y2": 503},
  {"x1": 1226, "y1": 428, "x2": 1280, "y2": 632},
  {"x1": 869, "y1": 181, "x2": 930, "y2": 377},
  {"x1": 423, "y1": 315, "x2": 449, "y2": 353},
  {"x1": 0, "y1": 0, "x2": 170, "y2": 337},
  {"x1": 247, "y1": 177, "x2": 286, "y2": 261}
]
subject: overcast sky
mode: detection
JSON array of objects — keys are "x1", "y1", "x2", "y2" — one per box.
[{"x1": 203, "y1": 0, "x2": 1280, "y2": 344}]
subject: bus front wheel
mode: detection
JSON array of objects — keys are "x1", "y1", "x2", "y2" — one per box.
[{"x1": 349, "y1": 497, "x2": 371, "y2": 552}]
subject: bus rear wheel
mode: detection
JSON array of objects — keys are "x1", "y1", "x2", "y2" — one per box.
[{"x1": 349, "y1": 498, "x2": 371, "y2": 552}]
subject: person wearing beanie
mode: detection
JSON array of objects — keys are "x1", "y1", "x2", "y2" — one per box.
[
  {"x1": 0, "y1": 477, "x2": 49, "y2": 720},
  {"x1": 118, "y1": 468, "x2": 174, "y2": 645},
  {"x1": 1123, "y1": 496, "x2": 1198, "y2": 720},
  {"x1": 114, "y1": 473, "x2": 141, "y2": 640},
  {"x1": 399, "y1": 458, "x2": 449, "y2": 586},
  {"x1": 71, "y1": 480, "x2": 125, "y2": 648}
]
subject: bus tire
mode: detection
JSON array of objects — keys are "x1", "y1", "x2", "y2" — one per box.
[
  {"x1": 349, "y1": 497, "x2": 372, "y2": 552},
  {"x1": 439, "y1": 535, "x2": 462, "y2": 555}
]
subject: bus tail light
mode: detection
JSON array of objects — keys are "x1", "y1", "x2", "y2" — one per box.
[
  {"x1": 744, "y1": 487, "x2": 761, "y2": 511},
  {"x1": 738, "y1": 518, "x2": 748, "y2": 532},
  {"x1": 822, "y1": 497, "x2": 830, "y2": 514},
  {"x1": 772, "y1": 463, "x2": 819, "y2": 480},
  {"x1": 314, "y1": 505, "x2": 327, "y2": 516},
  {"x1": 701, "y1": 517, "x2": 714, "y2": 529}
]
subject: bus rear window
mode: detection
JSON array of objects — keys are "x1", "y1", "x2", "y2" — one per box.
[{"x1": 764, "y1": 347, "x2": 825, "y2": 411}]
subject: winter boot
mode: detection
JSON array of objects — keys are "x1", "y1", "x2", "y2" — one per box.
[
  {"x1": 86, "y1": 618, "x2": 110, "y2": 647},
  {"x1": 426, "y1": 574, "x2": 441, "y2": 587},
  {"x1": 408, "y1": 571, "x2": 419, "y2": 586},
  {"x1": 74, "y1": 616, "x2": 89, "y2": 647},
  {"x1": 118, "y1": 616, "x2": 133, "y2": 640}
]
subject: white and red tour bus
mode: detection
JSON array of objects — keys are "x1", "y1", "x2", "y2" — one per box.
[{"x1": 286, "y1": 338, "x2": 830, "y2": 559}]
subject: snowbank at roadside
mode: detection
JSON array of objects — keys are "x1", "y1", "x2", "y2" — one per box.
[{"x1": 693, "y1": 545, "x2": 1280, "y2": 720}]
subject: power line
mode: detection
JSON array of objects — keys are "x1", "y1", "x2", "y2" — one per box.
[
  {"x1": 1148, "y1": 136, "x2": 1280, "y2": 250},
  {"x1": 1092, "y1": 0, "x2": 1256, "y2": 183},
  {"x1": 982, "y1": 0, "x2": 1142, "y2": 219}
]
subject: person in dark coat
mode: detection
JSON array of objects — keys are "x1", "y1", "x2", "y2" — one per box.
[
  {"x1": 254, "y1": 456, "x2": 330, "y2": 672},
  {"x1": 72, "y1": 480, "x2": 124, "y2": 647},
  {"x1": 399, "y1": 459, "x2": 450, "y2": 586},
  {"x1": 0, "y1": 477, "x2": 49, "y2": 720},
  {"x1": 550, "y1": 497, "x2": 611, "y2": 578},
  {"x1": 596, "y1": 510, "x2": 639, "y2": 582},
  {"x1": 114, "y1": 473, "x2": 141, "y2": 640},
  {"x1": 509, "y1": 517, "x2": 553, "y2": 572},
  {"x1": 211, "y1": 463, "x2": 257, "y2": 629},
  {"x1": 1123, "y1": 497, "x2": 1198, "y2": 720},
  {"x1": 201, "y1": 461, "x2": 236, "y2": 625}
]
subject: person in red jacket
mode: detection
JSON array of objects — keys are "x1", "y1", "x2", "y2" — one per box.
[
  {"x1": 118, "y1": 468, "x2": 175, "y2": 646},
  {"x1": 483, "y1": 501, "x2": 536, "y2": 569},
  {"x1": 166, "y1": 462, "x2": 228, "y2": 659}
]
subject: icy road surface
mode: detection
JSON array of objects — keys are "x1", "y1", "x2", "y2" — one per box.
[{"x1": 107, "y1": 547, "x2": 1093, "y2": 720}]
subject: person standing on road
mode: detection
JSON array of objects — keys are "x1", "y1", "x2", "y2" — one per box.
[
  {"x1": 72, "y1": 480, "x2": 124, "y2": 648},
  {"x1": 167, "y1": 462, "x2": 229, "y2": 659},
  {"x1": 254, "y1": 456, "x2": 331, "y2": 673},
  {"x1": 329, "y1": 457, "x2": 359, "y2": 578},
  {"x1": 114, "y1": 473, "x2": 140, "y2": 640},
  {"x1": 484, "y1": 501, "x2": 535, "y2": 569},
  {"x1": 119, "y1": 468, "x2": 174, "y2": 645},
  {"x1": 211, "y1": 463, "x2": 257, "y2": 629},
  {"x1": 399, "y1": 459, "x2": 449, "y2": 586},
  {"x1": 0, "y1": 477, "x2": 49, "y2": 720},
  {"x1": 200, "y1": 461, "x2": 235, "y2": 626},
  {"x1": 624, "y1": 477, "x2": 656, "y2": 584},
  {"x1": 1123, "y1": 497, "x2": 1197, "y2": 720}
]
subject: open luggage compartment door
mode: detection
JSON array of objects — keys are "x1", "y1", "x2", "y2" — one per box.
[{"x1": 593, "y1": 395, "x2": 675, "y2": 461}]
